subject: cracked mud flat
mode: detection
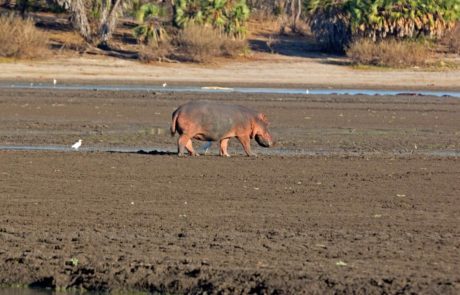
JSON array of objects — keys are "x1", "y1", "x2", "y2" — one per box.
[{"x1": 0, "y1": 89, "x2": 459, "y2": 293}]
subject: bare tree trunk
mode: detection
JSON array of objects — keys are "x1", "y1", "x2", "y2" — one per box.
[
  {"x1": 97, "y1": 0, "x2": 122, "y2": 48},
  {"x1": 290, "y1": 0, "x2": 295, "y2": 17},
  {"x1": 294, "y1": 0, "x2": 301, "y2": 31},
  {"x1": 53, "y1": 0, "x2": 123, "y2": 48},
  {"x1": 68, "y1": 0, "x2": 93, "y2": 43},
  {"x1": 283, "y1": 0, "x2": 301, "y2": 32}
]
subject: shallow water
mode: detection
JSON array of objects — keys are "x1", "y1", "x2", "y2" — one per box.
[
  {"x1": 1, "y1": 83, "x2": 459, "y2": 98},
  {"x1": 0, "y1": 145, "x2": 458, "y2": 158}
]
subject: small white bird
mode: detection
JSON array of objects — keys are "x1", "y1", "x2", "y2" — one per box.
[
  {"x1": 162, "y1": 82, "x2": 167, "y2": 88},
  {"x1": 53, "y1": 79, "x2": 57, "y2": 86},
  {"x1": 306, "y1": 89, "x2": 309, "y2": 94},
  {"x1": 71, "y1": 139, "x2": 82, "y2": 150}
]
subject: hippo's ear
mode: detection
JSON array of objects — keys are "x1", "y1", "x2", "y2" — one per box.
[{"x1": 257, "y1": 113, "x2": 270, "y2": 125}]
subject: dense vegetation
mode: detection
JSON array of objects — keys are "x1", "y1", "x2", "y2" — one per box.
[
  {"x1": 0, "y1": 0, "x2": 459, "y2": 64},
  {"x1": 174, "y1": 0, "x2": 250, "y2": 38},
  {"x1": 305, "y1": 0, "x2": 460, "y2": 52}
]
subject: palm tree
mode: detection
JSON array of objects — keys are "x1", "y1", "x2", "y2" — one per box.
[
  {"x1": 305, "y1": 0, "x2": 351, "y2": 51},
  {"x1": 173, "y1": 0, "x2": 250, "y2": 38},
  {"x1": 205, "y1": 0, "x2": 228, "y2": 29},
  {"x1": 133, "y1": 3, "x2": 169, "y2": 45},
  {"x1": 224, "y1": 0, "x2": 250, "y2": 38},
  {"x1": 174, "y1": 0, "x2": 206, "y2": 27}
]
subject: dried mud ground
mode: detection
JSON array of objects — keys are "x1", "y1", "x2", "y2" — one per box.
[{"x1": 0, "y1": 89, "x2": 459, "y2": 294}]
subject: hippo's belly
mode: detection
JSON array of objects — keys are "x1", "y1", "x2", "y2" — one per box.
[{"x1": 194, "y1": 114, "x2": 237, "y2": 141}]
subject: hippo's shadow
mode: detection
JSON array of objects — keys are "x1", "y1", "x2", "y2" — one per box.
[{"x1": 108, "y1": 149, "x2": 177, "y2": 156}]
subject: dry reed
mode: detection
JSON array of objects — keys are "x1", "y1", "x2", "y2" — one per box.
[{"x1": 0, "y1": 14, "x2": 49, "y2": 59}]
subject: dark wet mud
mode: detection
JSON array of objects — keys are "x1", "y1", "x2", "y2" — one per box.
[{"x1": 0, "y1": 88, "x2": 459, "y2": 293}]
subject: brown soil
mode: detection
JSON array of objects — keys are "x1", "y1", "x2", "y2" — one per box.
[{"x1": 0, "y1": 89, "x2": 459, "y2": 293}]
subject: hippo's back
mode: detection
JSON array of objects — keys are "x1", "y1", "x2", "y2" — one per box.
[{"x1": 183, "y1": 100, "x2": 256, "y2": 116}]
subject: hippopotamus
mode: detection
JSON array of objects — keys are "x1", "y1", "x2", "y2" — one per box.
[{"x1": 171, "y1": 101, "x2": 274, "y2": 157}]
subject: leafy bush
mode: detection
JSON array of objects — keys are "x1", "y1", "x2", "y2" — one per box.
[
  {"x1": 0, "y1": 14, "x2": 49, "y2": 59},
  {"x1": 346, "y1": 38, "x2": 432, "y2": 67}
]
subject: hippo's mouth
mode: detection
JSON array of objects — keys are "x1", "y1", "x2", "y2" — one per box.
[{"x1": 255, "y1": 135, "x2": 271, "y2": 147}]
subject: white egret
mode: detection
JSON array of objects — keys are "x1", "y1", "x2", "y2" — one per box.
[{"x1": 71, "y1": 139, "x2": 82, "y2": 150}]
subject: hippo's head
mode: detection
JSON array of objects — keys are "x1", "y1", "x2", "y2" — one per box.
[
  {"x1": 255, "y1": 134, "x2": 272, "y2": 147},
  {"x1": 252, "y1": 113, "x2": 274, "y2": 148}
]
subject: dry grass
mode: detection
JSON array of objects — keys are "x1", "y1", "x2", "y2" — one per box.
[
  {"x1": 176, "y1": 24, "x2": 247, "y2": 62},
  {"x1": 176, "y1": 25, "x2": 222, "y2": 62},
  {"x1": 248, "y1": 12, "x2": 310, "y2": 37},
  {"x1": 0, "y1": 14, "x2": 49, "y2": 59},
  {"x1": 138, "y1": 41, "x2": 174, "y2": 63},
  {"x1": 346, "y1": 39, "x2": 432, "y2": 68},
  {"x1": 248, "y1": 11, "x2": 285, "y2": 35},
  {"x1": 220, "y1": 37, "x2": 248, "y2": 57},
  {"x1": 48, "y1": 31, "x2": 87, "y2": 52},
  {"x1": 446, "y1": 23, "x2": 460, "y2": 54}
]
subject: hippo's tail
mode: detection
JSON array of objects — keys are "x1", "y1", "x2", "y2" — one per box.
[{"x1": 170, "y1": 109, "x2": 179, "y2": 136}]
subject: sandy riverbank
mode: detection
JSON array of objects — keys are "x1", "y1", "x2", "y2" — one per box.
[{"x1": 1, "y1": 53, "x2": 459, "y2": 91}]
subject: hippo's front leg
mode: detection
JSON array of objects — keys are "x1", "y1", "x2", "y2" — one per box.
[
  {"x1": 237, "y1": 136, "x2": 256, "y2": 157},
  {"x1": 219, "y1": 138, "x2": 230, "y2": 157}
]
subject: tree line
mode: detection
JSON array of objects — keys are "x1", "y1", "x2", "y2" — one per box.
[{"x1": 1, "y1": 0, "x2": 459, "y2": 52}]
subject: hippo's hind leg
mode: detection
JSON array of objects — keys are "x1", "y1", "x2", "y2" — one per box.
[
  {"x1": 178, "y1": 135, "x2": 198, "y2": 156},
  {"x1": 237, "y1": 136, "x2": 256, "y2": 157},
  {"x1": 186, "y1": 139, "x2": 199, "y2": 156},
  {"x1": 177, "y1": 135, "x2": 187, "y2": 156},
  {"x1": 219, "y1": 138, "x2": 230, "y2": 157}
]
